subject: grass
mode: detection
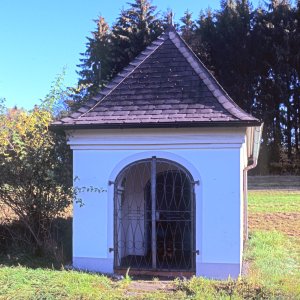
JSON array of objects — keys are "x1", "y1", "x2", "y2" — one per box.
[
  {"x1": 0, "y1": 267, "x2": 120, "y2": 300},
  {"x1": 245, "y1": 231, "x2": 300, "y2": 296},
  {"x1": 0, "y1": 187, "x2": 299, "y2": 299},
  {"x1": 248, "y1": 190, "x2": 300, "y2": 213},
  {"x1": 248, "y1": 190, "x2": 300, "y2": 255},
  {"x1": 0, "y1": 265, "x2": 290, "y2": 300},
  {"x1": 246, "y1": 189, "x2": 300, "y2": 299}
]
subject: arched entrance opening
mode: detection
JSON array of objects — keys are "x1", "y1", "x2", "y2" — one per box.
[{"x1": 114, "y1": 157, "x2": 195, "y2": 274}]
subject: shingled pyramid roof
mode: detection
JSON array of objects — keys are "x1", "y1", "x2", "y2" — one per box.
[{"x1": 52, "y1": 26, "x2": 260, "y2": 130}]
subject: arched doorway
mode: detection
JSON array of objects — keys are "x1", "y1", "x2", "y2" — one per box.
[{"x1": 114, "y1": 157, "x2": 195, "y2": 274}]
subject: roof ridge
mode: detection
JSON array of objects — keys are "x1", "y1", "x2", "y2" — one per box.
[
  {"x1": 77, "y1": 31, "x2": 168, "y2": 119},
  {"x1": 168, "y1": 28, "x2": 258, "y2": 122}
]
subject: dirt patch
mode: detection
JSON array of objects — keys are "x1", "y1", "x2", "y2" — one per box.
[
  {"x1": 125, "y1": 280, "x2": 175, "y2": 297},
  {"x1": 249, "y1": 212, "x2": 300, "y2": 238}
]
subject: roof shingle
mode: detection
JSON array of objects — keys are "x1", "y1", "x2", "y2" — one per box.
[{"x1": 52, "y1": 26, "x2": 260, "y2": 129}]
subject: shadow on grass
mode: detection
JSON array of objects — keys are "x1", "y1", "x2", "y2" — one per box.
[{"x1": 0, "y1": 217, "x2": 72, "y2": 270}]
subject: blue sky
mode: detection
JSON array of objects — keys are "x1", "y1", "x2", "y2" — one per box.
[{"x1": 0, "y1": 0, "x2": 260, "y2": 109}]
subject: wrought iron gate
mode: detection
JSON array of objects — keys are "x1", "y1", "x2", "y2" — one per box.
[{"x1": 113, "y1": 157, "x2": 195, "y2": 272}]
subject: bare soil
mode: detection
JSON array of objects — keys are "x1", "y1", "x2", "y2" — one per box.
[
  {"x1": 249, "y1": 212, "x2": 300, "y2": 238},
  {"x1": 125, "y1": 280, "x2": 175, "y2": 297}
]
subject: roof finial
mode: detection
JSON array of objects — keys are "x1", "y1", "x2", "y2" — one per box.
[{"x1": 167, "y1": 9, "x2": 174, "y2": 26}]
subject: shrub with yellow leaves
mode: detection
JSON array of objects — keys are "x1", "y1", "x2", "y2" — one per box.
[{"x1": 0, "y1": 77, "x2": 72, "y2": 258}]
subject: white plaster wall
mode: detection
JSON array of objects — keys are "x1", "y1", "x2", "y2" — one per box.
[
  {"x1": 239, "y1": 143, "x2": 246, "y2": 257},
  {"x1": 70, "y1": 127, "x2": 247, "y2": 277}
]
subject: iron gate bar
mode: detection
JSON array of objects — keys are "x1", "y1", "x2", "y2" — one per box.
[
  {"x1": 191, "y1": 181, "x2": 195, "y2": 270},
  {"x1": 151, "y1": 156, "x2": 157, "y2": 269}
]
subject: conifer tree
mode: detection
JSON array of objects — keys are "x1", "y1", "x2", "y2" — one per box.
[
  {"x1": 77, "y1": 16, "x2": 112, "y2": 95},
  {"x1": 180, "y1": 10, "x2": 196, "y2": 45},
  {"x1": 77, "y1": 0, "x2": 162, "y2": 97},
  {"x1": 194, "y1": 8, "x2": 216, "y2": 69},
  {"x1": 110, "y1": 0, "x2": 163, "y2": 75}
]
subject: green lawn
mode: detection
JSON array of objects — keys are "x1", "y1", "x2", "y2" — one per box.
[
  {"x1": 246, "y1": 190, "x2": 300, "y2": 299},
  {"x1": 248, "y1": 190, "x2": 300, "y2": 213},
  {"x1": 0, "y1": 267, "x2": 122, "y2": 300},
  {"x1": 0, "y1": 189, "x2": 299, "y2": 299},
  {"x1": 245, "y1": 231, "x2": 300, "y2": 296}
]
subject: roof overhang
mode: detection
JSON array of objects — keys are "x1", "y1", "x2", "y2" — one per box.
[{"x1": 50, "y1": 120, "x2": 262, "y2": 132}]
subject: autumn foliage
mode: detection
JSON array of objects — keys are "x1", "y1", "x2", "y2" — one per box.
[{"x1": 0, "y1": 85, "x2": 72, "y2": 258}]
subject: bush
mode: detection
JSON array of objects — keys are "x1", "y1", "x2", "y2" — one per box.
[{"x1": 0, "y1": 78, "x2": 72, "y2": 259}]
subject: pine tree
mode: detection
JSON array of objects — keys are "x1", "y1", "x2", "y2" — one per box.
[
  {"x1": 110, "y1": 0, "x2": 163, "y2": 75},
  {"x1": 194, "y1": 8, "x2": 216, "y2": 69},
  {"x1": 77, "y1": 0, "x2": 162, "y2": 98},
  {"x1": 180, "y1": 10, "x2": 196, "y2": 45},
  {"x1": 200, "y1": 0, "x2": 254, "y2": 111},
  {"x1": 77, "y1": 16, "x2": 112, "y2": 96}
]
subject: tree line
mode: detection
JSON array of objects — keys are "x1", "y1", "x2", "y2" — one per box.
[{"x1": 76, "y1": 0, "x2": 300, "y2": 174}]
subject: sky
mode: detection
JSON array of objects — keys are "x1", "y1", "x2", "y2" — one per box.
[{"x1": 0, "y1": 0, "x2": 260, "y2": 109}]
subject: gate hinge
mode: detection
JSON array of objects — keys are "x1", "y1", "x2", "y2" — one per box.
[
  {"x1": 192, "y1": 180, "x2": 200, "y2": 186},
  {"x1": 193, "y1": 250, "x2": 200, "y2": 255},
  {"x1": 108, "y1": 180, "x2": 115, "y2": 186},
  {"x1": 109, "y1": 247, "x2": 114, "y2": 253}
]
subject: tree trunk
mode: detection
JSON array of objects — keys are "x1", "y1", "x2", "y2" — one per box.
[
  {"x1": 287, "y1": 102, "x2": 292, "y2": 159},
  {"x1": 295, "y1": 94, "x2": 300, "y2": 155}
]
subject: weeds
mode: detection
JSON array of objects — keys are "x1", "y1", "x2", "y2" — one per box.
[
  {"x1": 0, "y1": 266, "x2": 121, "y2": 300},
  {"x1": 122, "y1": 267, "x2": 132, "y2": 285},
  {"x1": 245, "y1": 231, "x2": 300, "y2": 297},
  {"x1": 173, "y1": 276, "x2": 282, "y2": 299}
]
